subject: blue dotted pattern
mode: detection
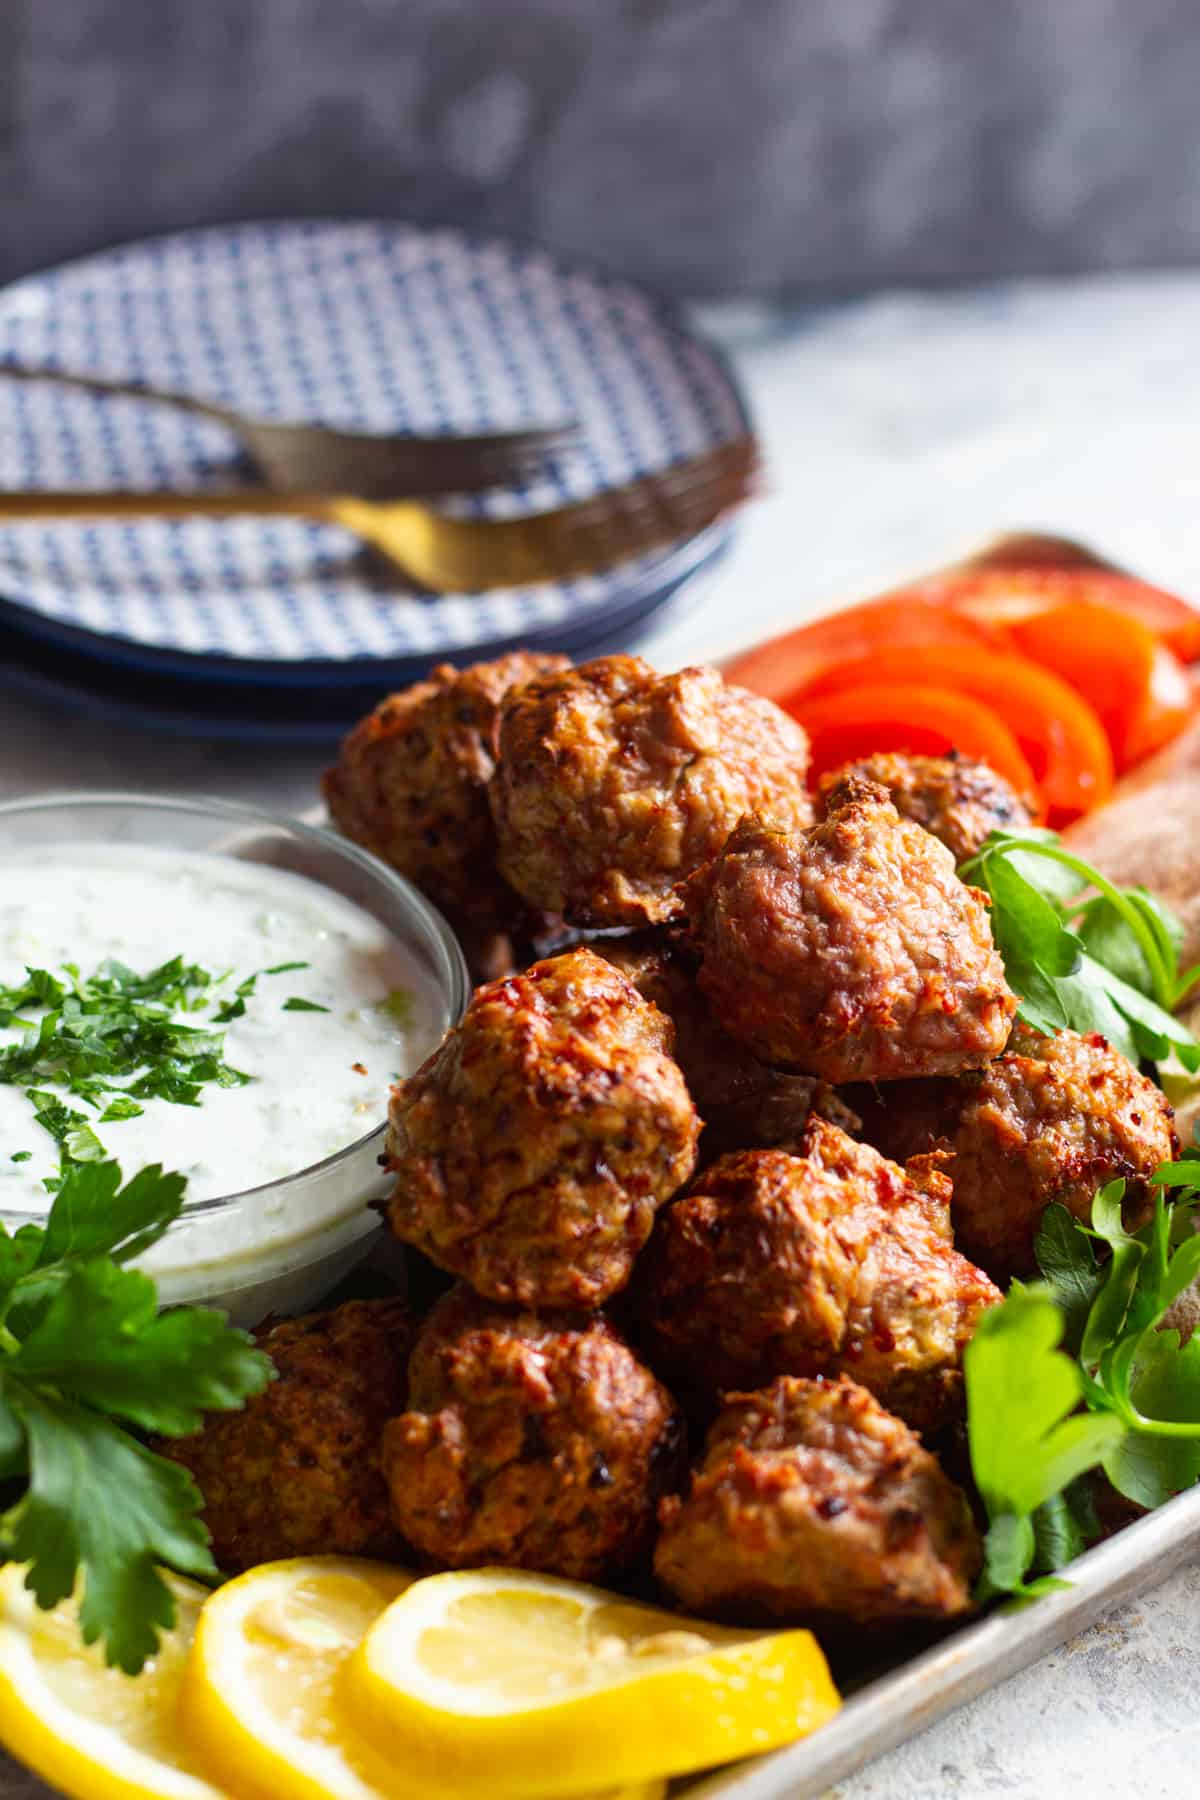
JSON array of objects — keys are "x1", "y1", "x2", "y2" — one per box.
[{"x1": 0, "y1": 222, "x2": 749, "y2": 665}]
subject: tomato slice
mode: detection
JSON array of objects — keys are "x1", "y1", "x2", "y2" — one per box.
[
  {"x1": 723, "y1": 599, "x2": 1002, "y2": 702},
  {"x1": 910, "y1": 566, "x2": 1200, "y2": 663},
  {"x1": 1007, "y1": 602, "x2": 1194, "y2": 773},
  {"x1": 782, "y1": 682, "x2": 1041, "y2": 805},
  {"x1": 797, "y1": 643, "x2": 1112, "y2": 825}
]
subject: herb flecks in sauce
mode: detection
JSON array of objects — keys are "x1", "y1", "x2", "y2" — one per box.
[
  {"x1": 378, "y1": 988, "x2": 414, "y2": 1026},
  {"x1": 0, "y1": 956, "x2": 329, "y2": 1188},
  {"x1": 0, "y1": 848, "x2": 435, "y2": 1210}
]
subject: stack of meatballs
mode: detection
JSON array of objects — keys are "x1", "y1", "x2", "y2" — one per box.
[{"x1": 162, "y1": 652, "x2": 1177, "y2": 1635}]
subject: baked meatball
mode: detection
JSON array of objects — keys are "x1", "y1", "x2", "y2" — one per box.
[
  {"x1": 855, "y1": 1022, "x2": 1178, "y2": 1279},
  {"x1": 654, "y1": 1376, "x2": 981, "y2": 1625},
  {"x1": 386, "y1": 948, "x2": 700, "y2": 1308},
  {"x1": 598, "y1": 934, "x2": 860, "y2": 1159},
  {"x1": 817, "y1": 751, "x2": 1035, "y2": 864},
  {"x1": 636, "y1": 1118, "x2": 999, "y2": 1431},
  {"x1": 384, "y1": 1286, "x2": 683, "y2": 1580},
  {"x1": 680, "y1": 780, "x2": 1016, "y2": 1081},
  {"x1": 490, "y1": 656, "x2": 813, "y2": 927},
  {"x1": 154, "y1": 1299, "x2": 412, "y2": 1573},
  {"x1": 322, "y1": 651, "x2": 568, "y2": 932}
]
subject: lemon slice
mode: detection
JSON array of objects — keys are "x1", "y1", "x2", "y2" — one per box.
[
  {"x1": 181, "y1": 1557, "x2": 423, "y2": 1800},
  {"x1": 0, "y1": 1562, "x2": 225, "y2": 1800},
  {"x1": 346, "y1": 1568, "x2": 841, "y2": 1797},
  {"x1": 181, "y1": 1557, "x2": 660, "y2": 1800}
]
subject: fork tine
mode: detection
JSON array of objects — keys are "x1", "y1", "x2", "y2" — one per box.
[
  {"x1": 384, "y1": 436, "x2": 760, "y2": 591},
  {"x1": 544, "y1": 441, "x2": 759, "y2": 538},
  {"x1": 387, "y1": 424, "x2": 584, "y2": 460},
  {"x1": 357, "y1": 427, "x2": 584, "y2": 477}
]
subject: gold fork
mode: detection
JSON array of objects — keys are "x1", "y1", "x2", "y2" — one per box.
[
  {"x1": 0, "y1": 438, "x2": 758, "y2": 593},
  {"x1": 0, "y1": 364, "x2": 581, "y2": 499}
]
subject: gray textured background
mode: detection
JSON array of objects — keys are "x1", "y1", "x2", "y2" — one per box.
[{"x1": 3, "y1": 0, "x2": 1200, "y2": 295}]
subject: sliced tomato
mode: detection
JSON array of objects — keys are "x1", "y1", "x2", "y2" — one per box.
[
  {"x1": 782, "y1": 682, "x2": 1040, "y2": 804},
  {"x1": 1007, "y1": 602, "x2": 1194, "y2": 773},
  {"x1": 723, "y1": 598, "x2": 1002, "y2": 703},
  {"x1": 910, "y1": 566, "x2": 1200, "y2": 663},
  {"x1": 797, "y1": 643, "x2": 1113, "y2": 825}
]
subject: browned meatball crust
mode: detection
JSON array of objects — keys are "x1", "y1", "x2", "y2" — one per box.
[
  {"x1": 654, "y1": 1375, "x2": 981, "y2": 1625},
  {"x1": 637, "y1": 1118, "x2": 999, "y2": 1431},
  {"x1": 154, "y1": 1299, "x2": 412, "y2": 1573},
  {"x1": 817, "y1": 751, "x2": 1035, "y2": 864},
  {"x1": 386, "y1": 948, "x2": 700, "y2": 1308},
  {"x1": 597, "y1": 934, "x2": 860, "y2": 1159},
  {"x1": 680, "y1": 780, "x2": 1017, "y2": 1082},
  {"x1": 322, "y1": 651, "x2": 568, "y2": 931},
  {"x1": 384, "y1": 1286, "x2": 683, "y2": 1581},
  {"x1": 489, "y1": 656, "x2": 813, "y2": 927},
  {"x1": 855, "y1": 1022, "x2": 1178, "y2": 1279}
]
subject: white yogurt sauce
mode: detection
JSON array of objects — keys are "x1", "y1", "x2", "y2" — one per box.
[{"x1": 0, "y1": 846, "x2": 441, "y2": 1214}]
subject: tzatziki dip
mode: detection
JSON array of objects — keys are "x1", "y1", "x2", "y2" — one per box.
[{"x1": 0, "y1": 844, "x2": 447, "y2": 1319}]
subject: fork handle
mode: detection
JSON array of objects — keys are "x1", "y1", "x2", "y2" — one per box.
[
  {"x1": 0, "y1": 365, "x2": 237, "y2": 428},
  {"x1": 0, "y1": 491, "x2": 344, "y2": 521}
]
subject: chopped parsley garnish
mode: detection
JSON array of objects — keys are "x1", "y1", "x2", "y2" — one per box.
[
  {"x1": 959, "y1": 828, "x2": 1200, "y2": 1074},
  {"x1": 378, "y1": 988, "x2": 413, "y2": 1025},
  {"x1": 0, "y1": 956, "x2": 332, "y2": 1184},
  {"x1": 0, "y1": 1158, "x2": 272, "y2": 1672},
  {"x1": 100, "y1": 1096, "x2": 144, "y2": 1123}
]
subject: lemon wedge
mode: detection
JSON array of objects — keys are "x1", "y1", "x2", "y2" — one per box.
[
  {"x1": 0, "y1": 1562, "x2": 225, "y2": 1800},
  {"x1": 345, "y1": 1568, "x2": 841, "y2": 1797},
  {"x1": 181, "y1": 1557, "x2": 662, "y2": 1800}
]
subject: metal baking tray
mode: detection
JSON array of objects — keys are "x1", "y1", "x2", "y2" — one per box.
[{"x1": 0, "y1": 534, "x2": 1196, "y2": 1800}]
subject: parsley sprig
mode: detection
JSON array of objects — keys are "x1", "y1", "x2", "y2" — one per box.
[
  {"x1": 0, "y1": 1158, "x2": 271, "y2": 1672},
  {"x1": 966, "y1": 1164, "x2": 1200, "y2": 1602},
  {"x1": 959, "y1": 829, "x2": 1200, "y2": 1074}
]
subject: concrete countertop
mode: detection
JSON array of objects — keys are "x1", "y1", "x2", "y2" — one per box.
[{"x1": 3, "y1": 267, "x2": 1199, "y2": 1798}]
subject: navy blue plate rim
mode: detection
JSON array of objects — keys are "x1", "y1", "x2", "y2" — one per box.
[{"x1": 0, "y1": 541, "x2": 729, "y2": 745}]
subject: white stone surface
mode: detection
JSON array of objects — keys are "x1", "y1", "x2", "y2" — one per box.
[
  {"x1": 2, "y1": 268, "x2": 1200, "y2": 1797},
  {"x1": 829, "y1": 1564, "x2": 1200, "y2": 1798}
]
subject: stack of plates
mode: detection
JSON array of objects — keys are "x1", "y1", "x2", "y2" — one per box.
[{"x1": 0, "y1": 220, "x2": 751, "y2": 742}]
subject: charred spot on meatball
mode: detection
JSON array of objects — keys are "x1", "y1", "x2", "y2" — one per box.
[
  {"x1": 653, "y1": 1375, "x2": 981, "y2": 1625},
  {"x1": 679, "y1": 780, "x2": 1017, "y2": 1082},
  {"x1": 489, "y1": 656, "x2": 813, "y2": 928},
  {"x1": 153, "y1": 1298, "x2": 412, "y2": 1574},
  {"x1": 817, "y1": 751, "x2": 1036, "y2": 864},
  {"x1": 385, "y1": 947, "x2": 700, "y2": 1309},
  {"x1": 854, "y1": 1021, "x2": 1178, "y2": 1279},
  {"x1": 322, "y1": 651, "x2": 568, "y2": 935},
  {"x1": 635, "y1": 1117, "x2": 999, "y2": 1432},
  {"x1": 384, "y1": 1285, "x2": 684, "y2": 1582}
]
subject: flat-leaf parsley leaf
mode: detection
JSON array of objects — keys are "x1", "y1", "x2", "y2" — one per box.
[
  {"x1": 0, "y1": 1158, "x2": 272, "y2": 1671},
  {"x1": 959, "y1": 830, "x2": 1200, "y2": 1073}
]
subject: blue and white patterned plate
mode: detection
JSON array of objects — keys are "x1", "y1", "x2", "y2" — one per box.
[{"x1": 0, "y1": 220, "x2": 750, "y2": 671}]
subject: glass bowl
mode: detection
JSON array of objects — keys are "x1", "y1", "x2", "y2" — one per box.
[{"x1": 0, "y1": 792, "x2": 468, "y2": 1324}]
